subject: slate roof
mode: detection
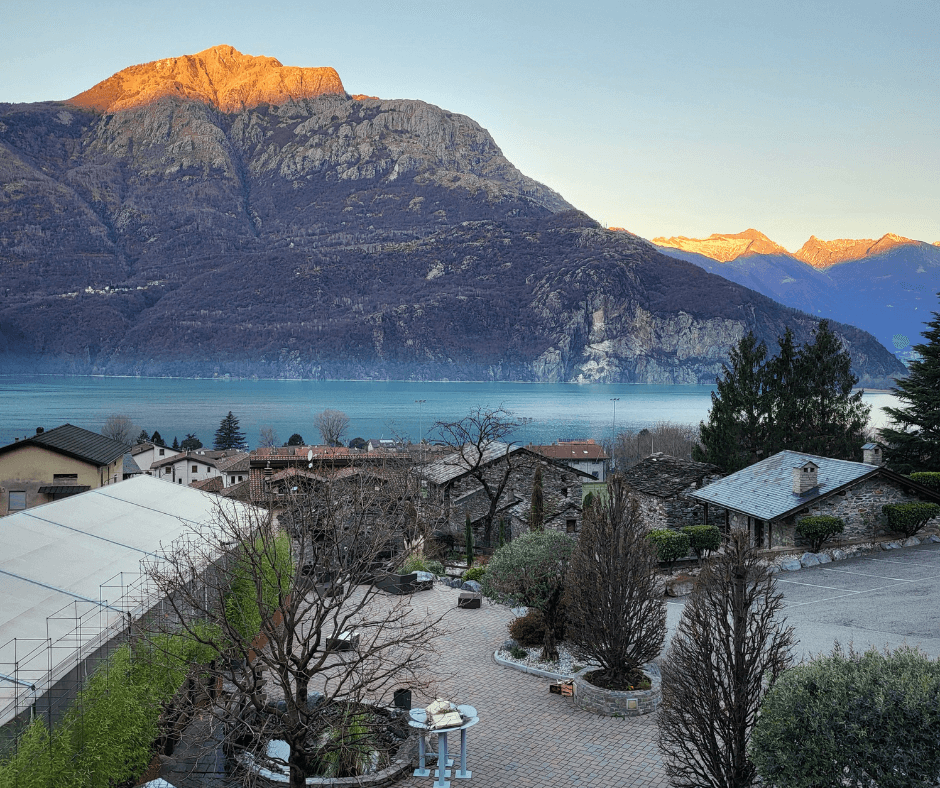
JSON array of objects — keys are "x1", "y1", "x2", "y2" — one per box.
[
  {"x1": 419, "y1": 442, "x2": 522, "y2": 486},
  {"x1": 690, "y1": 450, "x2": 879, "y2": 521},
  {"x1": 620, "y1": 453, "x2": 722, "y2": 498},
  {"x1": 122, "y1": 452, "x2": 143, "y2": 475},
  {"x1": 0, "y1": 424, "x2": 128, "y2": 466}
]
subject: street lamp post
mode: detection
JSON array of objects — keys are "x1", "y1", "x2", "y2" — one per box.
[
  {"x1": 415, "y1": 400, "x2": 426, "y2": 460},
  {"x1": 610, "y1": 397, "x2": 620, "y2": 474}
]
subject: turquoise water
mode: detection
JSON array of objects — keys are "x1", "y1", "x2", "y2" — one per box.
[{"x1": 0, "y1": 376, "x2": 900, "y2": 448}]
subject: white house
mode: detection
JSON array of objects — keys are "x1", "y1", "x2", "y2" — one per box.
[{"x1": 129, "y1": 442, "x2": 180, "y2": 475}]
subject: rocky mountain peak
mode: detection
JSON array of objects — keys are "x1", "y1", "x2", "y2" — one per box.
[
  {"x1": 66, "y1": 44, "x2": 347, "y2": 113},
  {"x1": 651, "y1": 229, "x2": 789, "y2": 262},
  {"x1": 794, "y1": 233, "x2": 918, "y2": 268}
]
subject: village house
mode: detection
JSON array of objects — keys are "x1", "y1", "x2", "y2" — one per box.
[
  {"x1": 0, "y1": 424, "x2": 128, "y2": 515},
  {"x1": 149, "y1": 449, "x2": 247, "y2": 487},
  {"x1": 417, "y1": 442, "x2": 594, "y2": 542},
  {"x1": 129, "y1": 441, "x2": 180, "y2": 475},
  {"x1": 690, "y1": 444, "x2": 940, "y2": 549},
  {"x1": 619, "y1": 452, "x2": 725, "y2": 530},
  {"x1": 528, "y1": 438, "x2": 610, "y2": 481}
]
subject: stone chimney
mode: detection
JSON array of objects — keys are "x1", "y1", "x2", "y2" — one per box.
[
  {"x1": 862, "y1": 442, "x2": 882, "y2": 466},
  {"x1": 792, "y1": 460, "x2": 819, "y2": 495}
]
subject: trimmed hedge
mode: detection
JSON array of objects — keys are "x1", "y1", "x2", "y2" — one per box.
[
  {"x1": 225, "y1": 532, "x2": 294, "y2": 641},
  {"x1": 910, "y1": 471, "x2": 940, "y2": 491},
  {"x1": 882, "y1": 502, "x2": 940, "y2": 538},
  {"x1": 751, "y1": 645, "x2": 940, "y2": 788},
  {"x1": 795, "y1": 515, "x2": 844, "y2": 552},
  {"x1": 647, "y1": 529, "x2": 691, "y2": 567},
  {"x1": 681, "y1": 525, "x2": 721, "y2": 562}
]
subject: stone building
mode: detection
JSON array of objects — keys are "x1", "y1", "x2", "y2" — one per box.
[
  {"x1": 618, "y1": 453, "x2": 724, "y2": 530},
  {"x1": 528, "y1": 439, "x2": 609, "y2": 481},
  {"x1": 690, "y1": 447, "x2": 940, "y2": 549},
  {"x1": 418, "y1": 442, "x2": 593, "y2": 544}
]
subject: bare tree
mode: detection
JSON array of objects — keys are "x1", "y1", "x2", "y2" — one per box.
[
  {"x1": 607, "y1": 421, "x2": 700, "y2": 469},
  {"x1": 142, "y1": 465, "x2": 445, "y2": 788},
  {"x1": 258, "y1": 425, "x2": 279, "y2": 448},
  {"x1": 315, "y1": 409, "x2": 350, "y2": 447},
  {"x1": 433, "y1": 406, "x2": 530, "y2": 545},
  {"x1": 658, "y1": 530, "x2": 795, "y2": 788},
  {"x1": 565, "y1": 477, "x2": 666, "y2": 688},
  {"x1": 101, "y1": 413, "x2": 136, "y2": 444}
]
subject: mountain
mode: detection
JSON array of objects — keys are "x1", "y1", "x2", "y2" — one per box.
[
  {"x1": 651, "y1": 229, "x2": 790, "y2": 262},
  {"x1": 0, "y1": 47, "x2": 905, "y2": 386},
  {"x1": 655, "y1": 231, "x2": 940, "y2": 359}
]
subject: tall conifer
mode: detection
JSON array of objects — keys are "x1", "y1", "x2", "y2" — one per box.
[
  {"x1": 881, "y1": 295, "x2": 940, "y2": 473},
  {"x1": 214, "y1": 411, "x2": 246, "y2": 450}
]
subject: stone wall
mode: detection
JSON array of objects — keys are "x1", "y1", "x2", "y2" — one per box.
[
  {"x1": 437, "y1": 451, "x2": 585, "y2": 544},
  {"x1": 632, "y1": 476, "x2": 725, "y2": 532},
  {"x1": 572, "y1": 666, "x2": 661, "y2": 717}
]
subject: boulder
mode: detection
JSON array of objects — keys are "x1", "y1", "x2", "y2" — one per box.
[
  {"x1": 780, "y1": 558, "x2": 803, "y2": 572},
  {"x1": 815, "y1": 552, "x2": 832, "y2": 564},
  {"x1": 665, "y1": 577, "x2": 696, "y2": 597},
  {"x1": 881, "y1": 541, "x2": 902, "y2": 550},
  {"x1": 928, "y1": 535, "x2": 940, "y2": 544},
  {"x1": 461, "y1": 580, "x2": 483, "y2": 593},
  {"x1": 831, "y1": 549, "x2": 847, "y2": 561},
  {"x1": 800, "y1": 553, "x2": 821, "y2": 568},
  {"x1": 501, "y1": 639, "x2": 518, "y2": 652},
  {"x1": 902, "y1": 536, "x2": 921, "y2": 547}
]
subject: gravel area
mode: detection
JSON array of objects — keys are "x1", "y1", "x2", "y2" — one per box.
[{"x1": 497, "y1": 641, "x2": 598, "y2": 677}]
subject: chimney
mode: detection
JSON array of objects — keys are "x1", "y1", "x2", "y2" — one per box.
[
  {"x1": 792, "y1": 461, "x2": 819, "y2": 495},
  {"x1": 35, "y1": 427, "x2": 44, "y2": 435},
  {"x1": 862, "y1": 442, "x2": 882, "y2": 466}
]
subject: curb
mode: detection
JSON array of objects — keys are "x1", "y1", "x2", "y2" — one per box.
[
  {"x1": 492, "y1": 651, "x2": 576, "y2": 681},
  {"x1": 771, "y1": 533, "x2": 940, "y2": 575}
]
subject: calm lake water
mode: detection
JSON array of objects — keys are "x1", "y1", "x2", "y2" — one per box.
[{"x1": 0, "y1": 376, "x2": 901, "y2": 449}]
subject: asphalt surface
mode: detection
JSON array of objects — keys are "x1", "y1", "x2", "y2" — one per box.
[{"x1": 667, "y1": 540, "x2": 940, "y2": 661}]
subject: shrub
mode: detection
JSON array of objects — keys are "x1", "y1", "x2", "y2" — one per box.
[
  {"x1": 462, "y1": 565, "x2": 486, "y2": 582},
  {"x1": 398, "y1": 554, "x2": 428, "y2": 574},
  {"x1": 225, "y1": 533, "x2": 294, "y2": 641},
  {"x1": 795, "y1": 515, "x2": 844, "y2": 552},
  {"x1": 425, "y1": 559, "x2": 445, "y2": 576},
  {"x1": 681, "y1": 525, "x2": 721, "y2": 563},
  {"x1": 508, "y1": 607, "x2": 566, "y2": 647},
  {"x1": 751, "y1": 644, "x2": 940, "y2": 788},
  {"x1": 910, "y1": 471, "x2": 940, "y2": 491},
  {"x1": 882, "y1": 501, "x2": 940, "y2": 537},
  {"x1": 508, "y1": 646, "x2": 528, "y2": 660},
  {"x1": 646, "y1": 529, "x2": 691, "y2": 567}
]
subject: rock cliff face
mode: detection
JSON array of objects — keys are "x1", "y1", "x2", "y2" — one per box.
[
  {"x1": 652, "y1": 229, "x2": 790, "y2": 262},
  {"x1": 793, "y1": 233, "x2": 918, "y2": 268},
  {"x1": 67, "y1": 45, "x2": 346, "y2": 113},
  {"x1": 0, "y1": 49, "x2": 905, "y2": 385}
]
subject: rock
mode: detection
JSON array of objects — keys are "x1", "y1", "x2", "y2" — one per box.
[
  {"x1": 902, "y1": 536, "x2": 921, "y2": 547},
  {"x1": 501, "y1": 639, "x2": 518, "y2": 652},
  {"x1": 800, "y1": 553, "x2": 821, "y2": 568},
  {"x1": 766, "y1": 563, "x2": 781, "y2": 574},
  {"x1": 831, "y1": 549, "x2": 847, "y2": 561},
  {"x1": 665, "y1": 577, "x2": 695, "y2": 597},
  {"x1": 461, "y1": 580, "x2": 482, "y2": 593},
  {"x1": 814, "y1": 552, "x2": 832, "y2": 564},
  {"x1": 881, "y1": 541, "x2": 902, "y2": 550},
  {"x1": 780, "y1": 558, "x2": 803, "y2": 572},
  {"x1": 928, "y1": 535, "x2": 940, "y2": 544},
  {"x1": 415, "y1": 571, "x2": 435, "y2": 582}
]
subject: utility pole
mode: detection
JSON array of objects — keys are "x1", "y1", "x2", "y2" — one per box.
[{"x1": 610, "y1": 397, "x2": 620, "y2": 473}]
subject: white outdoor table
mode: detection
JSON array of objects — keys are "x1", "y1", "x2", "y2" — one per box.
[{"x1": 408, "y1": 704, "x2": 478, "y2": 786}]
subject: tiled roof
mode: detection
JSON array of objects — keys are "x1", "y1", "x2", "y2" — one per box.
[
  {"x1": 530, "y1": 442, "x2": 609, "y2": 461},
  {"x1": 190, "y1": 476, "x2": 224, "y2": 493},
  {"x1": 690, "y1": 450, "x2": 879, "y2": 521},
  {"x1": 150, "y1": 451, "x2": 221, "y2": 470},
  {"x1": 620, "y1": 453, "x2": 722, "y2": 498},
  {"x1": 0, "y1": 424, "x2": 128, "y2": 466},
  {"x1": 216, "y1": 453, "x2": 250, "y2": 473}
]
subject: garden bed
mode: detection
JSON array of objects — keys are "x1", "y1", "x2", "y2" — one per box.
[{"x1": 572, "y1": 664, "x2": 661, "y2": 717}]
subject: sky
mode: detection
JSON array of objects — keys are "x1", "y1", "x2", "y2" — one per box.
[{"x1": 2, "y1": 0, "x2": 938, "y2": 251}]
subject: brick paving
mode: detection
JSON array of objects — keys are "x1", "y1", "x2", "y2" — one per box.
[{"x1": 156, "y1": 583, "x2": 670, "y2": 787}]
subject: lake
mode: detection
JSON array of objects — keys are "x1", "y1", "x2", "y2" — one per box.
[{"x1": 0, "y1": 375, "x2": 901, "y2": 449}]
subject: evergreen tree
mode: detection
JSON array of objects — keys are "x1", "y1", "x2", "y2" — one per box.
[
  {"x1": 214, "y1": 412, "x2": 246, "y2": 450},
  {"x1": 881, "y1": 295, "x2": 940, "y2": 473},
  {"x1": 180, "y1": 433, "x2": 202, "y2": 450},
  {"x1": 530, "y1": 463, "x2": 544, "y2": 531},
  {"x1": 287, "y1": 433, "x2": 305, "y2": 446},
  {"x1": 136, "y1": 429, "x2": 150, "y2": 444},
  {"x1": 694, "y1": 332, "x2": 769, "y2": 473},
  {"x1": 765, "y1": 328, "x2": 803, "y2": 455},
  {"x1": 150, "y1": 430, "x2": 166, "y2": 447},
  {"x1": 171, "y1": 436, "x2": 180, "y2": 451}
]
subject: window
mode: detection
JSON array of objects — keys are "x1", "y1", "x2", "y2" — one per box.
[
  {"x1": 9, "y1": 491, "x2": 26, "y2": 511},
  {"x1": 566, "y1": 519, "x2": 577, "y2": 533},
  {"x1": 178, "y1": 479, "x2": 182, "y2": 484},
  {"x1": 165, "y1": 467, "x2": 172, "y2": 475},
  {"x1": 238, "y1": 475, "x2": 243, "y2": 482},
  {"x1": 192, "y1": 465, "x2": 198, "y2": 473},
  {"x1": 53, "y1": 474, "x2": 78, "y2": 483},
  {"x1": 159, "y1": 449, "x2": 165, "y2": 456}
]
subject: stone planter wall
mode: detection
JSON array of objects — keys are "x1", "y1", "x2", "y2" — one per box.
[{"x1": 572, "y1": 665, "x2": 661, "y2": 717}]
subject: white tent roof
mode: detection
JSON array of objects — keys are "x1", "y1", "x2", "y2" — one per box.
[{"x1": 0, "y1": 475, "x2": 261, "y2": 726}]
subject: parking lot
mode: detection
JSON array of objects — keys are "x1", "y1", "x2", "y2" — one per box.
[{"x1": 668, "y1": 540, "x2": 940, "y2": 660}]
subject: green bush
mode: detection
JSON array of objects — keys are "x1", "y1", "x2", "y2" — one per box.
[
  {"x1": 795, "y1": 515, "x2": 844, "y2": 552},
  {"x1": 508, "y1": 646, "x2": 528, "y2": 660},
  {"x1": 646, "y1": 529, "x2": 691, "y2": 567},
  {"x1": 462, "y1": 565, "x2": 487, "y2": 582},
  {"x1": 398, "y1": 554, "x2": 428, "y2": 574},
  {"x1": 425, "y1": 559, "x2": 445, "y2": 576},
  {"x1": 681, "y1": 525, "x2": 721, "y2": 562},
  {"x1": 910, "y1": 471, "x2": 940, "y2": 491},
  {"x1": 882, "y1": 502, "x2": 940, "y2": 537},
  {"x1": 225, "y1": 533, "x2": 294, "y2": 641},
  {"x1": 751, "y1": 644, "x2": 940, "y2": 788}
]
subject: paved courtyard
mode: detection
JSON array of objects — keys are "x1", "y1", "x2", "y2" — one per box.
[{"x1": 157, "y1": 540, "x2": 940, "y2": 788}]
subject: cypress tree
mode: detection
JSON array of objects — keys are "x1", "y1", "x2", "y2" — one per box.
[
  {"x1": 214, "y1": 411, "x2": 246, "y2": 450},
  {"x1": 881, "y1": 294, "x2": 940, "y2": 473},
  {"x1": 465, "y1": 512, "x2": 474, "y2": 570},
  {"x1": 171, "y1": 436, "x2": 180, "y2": 450},
  {"x1": 530, "y1": 463, "x2": 544, "y2": 531}
]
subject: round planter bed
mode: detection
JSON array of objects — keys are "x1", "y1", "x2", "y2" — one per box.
[{"x1": 572, "y1": 664, "x2": 661, "y2": 717}]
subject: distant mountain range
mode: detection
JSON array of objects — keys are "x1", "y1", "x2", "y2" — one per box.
[
  {"x1": 652, "y1": 230, "x2": 940, "y2": 360},
  {"x1": 0, "y1": 46, "x2": 905, "y2": 386}
]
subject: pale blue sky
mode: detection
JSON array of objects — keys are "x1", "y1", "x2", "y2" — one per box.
[{"x1": 2, "y1": 0, "x2": 937, "y2": 250}]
